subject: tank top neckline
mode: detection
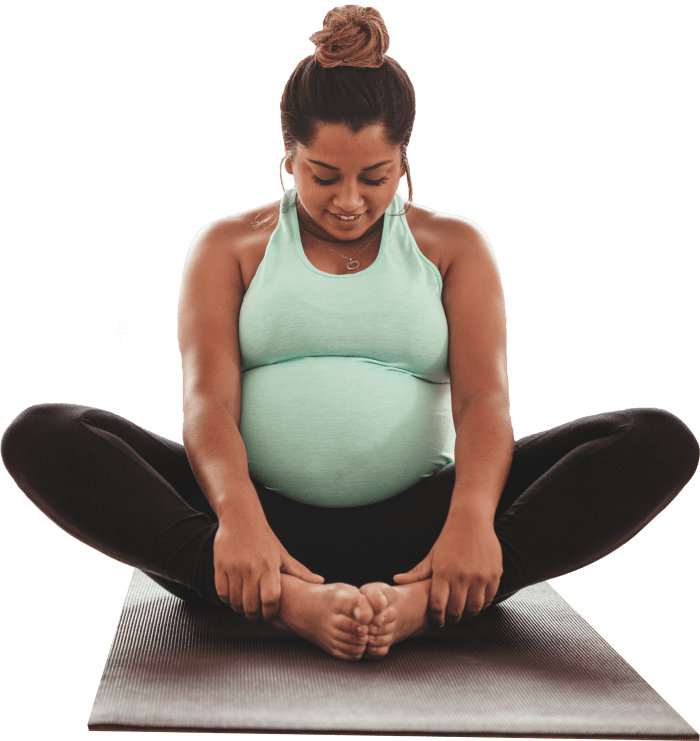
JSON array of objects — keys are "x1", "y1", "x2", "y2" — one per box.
[{"x1": 290, "y1": 188, "x2": 396, "y2": 279}]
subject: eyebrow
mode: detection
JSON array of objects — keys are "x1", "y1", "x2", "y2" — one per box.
[{"x1": 307, "y1": 158, "x2": 393, "y2": 172}]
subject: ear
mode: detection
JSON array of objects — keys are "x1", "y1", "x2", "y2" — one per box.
[{"x1": 284, "y1": 156, "x2": 294, "y2": 176}]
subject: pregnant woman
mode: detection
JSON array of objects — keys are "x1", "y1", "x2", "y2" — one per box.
[{"x1": 2, "y1": 5, "x2": 698, "y2": 662}]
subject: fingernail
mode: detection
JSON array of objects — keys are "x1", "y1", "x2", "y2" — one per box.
[{"x1": 354, "y1": 606, "x2": 361, "y2": 620}]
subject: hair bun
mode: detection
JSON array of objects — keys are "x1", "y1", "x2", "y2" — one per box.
[{"x1": 309, "y1": 5, "x2": 389, "y2": 69}]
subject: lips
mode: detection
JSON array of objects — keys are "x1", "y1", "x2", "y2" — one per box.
[{"x1": 330, "y1": 211, "x2": 365, "y2": 224}]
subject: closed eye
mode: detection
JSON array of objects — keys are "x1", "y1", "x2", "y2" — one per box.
[{"x1": 312, "y1": 175, "x2": 388, "y2": 187}]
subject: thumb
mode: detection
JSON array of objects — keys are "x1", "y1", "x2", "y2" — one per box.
[
  {"x1": 280, "y1": 554, "x2": 325, "y2": 583},
  {"x1": 394, "y1": 556, "x2": 432, "y2": 584}
]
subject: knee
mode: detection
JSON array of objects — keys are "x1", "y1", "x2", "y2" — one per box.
[
  {"x1": 624, "y1": 407, "x2": 700, "y2": 489},
  {"x1": 1, "y1": 403, "x2": 89, "y2": 477}
]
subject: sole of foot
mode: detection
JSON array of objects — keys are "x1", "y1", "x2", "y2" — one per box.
[{"x1": 275, "y1": 579, "x2": 375, "y2": 661}]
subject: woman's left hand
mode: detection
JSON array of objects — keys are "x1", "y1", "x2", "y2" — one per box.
[{"x1": 393, "y1": 514, "x2": 503, "y2": 626}]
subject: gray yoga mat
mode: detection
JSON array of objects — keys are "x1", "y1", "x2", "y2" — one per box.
[{"x1": 88, "y1": 569, "x2": 697, "y2": 737}]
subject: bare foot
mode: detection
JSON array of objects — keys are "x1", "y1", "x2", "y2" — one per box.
[
  {"x1": 359, "y1": 580, "x2": 432, "y2": 660},
  {"x1": 268, "y1": 574, "x2": 374, "y2": 661}
]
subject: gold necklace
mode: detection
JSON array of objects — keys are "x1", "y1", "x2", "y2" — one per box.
[{"x1": 298, "y1": 221, "x2": 382, "y2": 271}]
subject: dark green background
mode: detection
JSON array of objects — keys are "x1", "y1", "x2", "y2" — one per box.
[{"x1": 0, "y1": 0, "x2": 700, "y2": 739}]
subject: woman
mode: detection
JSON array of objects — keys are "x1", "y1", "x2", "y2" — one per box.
[{"x1": 2, "y1": 4, "x2": 698, "y2": 667}]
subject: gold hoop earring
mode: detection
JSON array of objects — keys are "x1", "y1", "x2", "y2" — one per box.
[
  {"x1": 280, "y1": 149, "x2": 294, "y2": 193},
  {"x1": 403, "y1": 154, "x2": 413, "y2": 202},
  {"x1": 279, "y1": 155, "x2": 288, "y2": 193}
]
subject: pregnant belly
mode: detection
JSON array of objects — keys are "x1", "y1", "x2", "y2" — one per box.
[{"x1": 239, "y1": 356, "x2": 455, "y2": 507}]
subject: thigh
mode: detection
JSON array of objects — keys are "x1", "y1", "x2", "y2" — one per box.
[
  {"x1": 75, "y1": 405, "x2": 216, "y2": 519},
  {"x1": 496, "y1": 409, "x2": 636, "y2": 519},
  {"x1": 3, "y1": 402, "x2": 215, "y2": 520},
  {"x1": 498, "y1": 407, "x2": 698, "y2": 521}
]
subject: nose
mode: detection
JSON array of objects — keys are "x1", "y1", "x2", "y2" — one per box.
[{"x1": 332, "y1": 181, "x2": 365, "y2": 214}]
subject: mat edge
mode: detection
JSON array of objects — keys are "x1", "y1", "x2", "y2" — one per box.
[{"x1": 86, "y1": 722, "x2": 699, "y2": 740}]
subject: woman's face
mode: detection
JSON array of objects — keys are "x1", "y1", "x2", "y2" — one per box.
[{"x1": 285, "y1": 122, "x2": 406, "y2": 241}]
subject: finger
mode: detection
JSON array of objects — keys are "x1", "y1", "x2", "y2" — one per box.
[
  {"x1": 259, "y1": 569, "x2": 282, "y2": 622},
  {"x1": 445, "y1": 579, "x2": 469, "y2": 624},
  {"x1": 465, "y1": 580, "x2": 487, "y2": 616},
  {"x1": 394, "y1": 558, "x2": 432, "y2": 584},
  {"x1": 242, "y1": 573, "x2": 262, "y2": 621},
  {"x1": 228, "y1": 572, "x2": 244, "y2": 614},
  {"x1": 482, "y1": 577, "x2": 500, "y2": 611},
  {"x1": 428, "y1": 577, "x2": 450, "y2": 627},
  {"x1": 215, "y1": 566, "x2": 230, "y2": 606},
  {"x1": 281, "y1": 556, "x2": 325, "y2": 583}
]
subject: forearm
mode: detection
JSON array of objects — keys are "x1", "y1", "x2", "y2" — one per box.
[
  {"x1": 447, "y1": 390, "x2": 514, "y2": 524},
  {"x1": 182, "y1": 391, "x2": 266, "y2": 525}
]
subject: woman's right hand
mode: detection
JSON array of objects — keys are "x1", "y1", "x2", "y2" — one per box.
[{"x1": 213, "y1": 514, "x2": 324, "y2": 622}]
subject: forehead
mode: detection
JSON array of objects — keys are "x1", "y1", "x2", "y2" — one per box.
[{"x1": 303, "y1": 122, "x2": 397, "y2": 160}]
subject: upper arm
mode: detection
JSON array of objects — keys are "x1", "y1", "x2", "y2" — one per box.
[
  {"x1": 177, "y1": 217, "x2": 246, "y2": 420},
  {"x1": 439, "y1": 216, "x2": 509, "y2": 423}
]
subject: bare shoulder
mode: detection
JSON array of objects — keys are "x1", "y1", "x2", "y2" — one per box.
[
  {"x1": 190, "y1": 197, "x2": 281, "y2": 256},
  {"x1": 405, "y1": 200, "x2": 496, "y2": 283}
]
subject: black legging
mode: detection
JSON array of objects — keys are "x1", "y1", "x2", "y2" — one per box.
[{"x1": 2, "y1": 403, "x2": 698, "y2": 608}]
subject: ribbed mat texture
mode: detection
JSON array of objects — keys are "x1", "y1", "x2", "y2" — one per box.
[{"x1": 88, "y1": 569, "x2": 697, "y2": 737}]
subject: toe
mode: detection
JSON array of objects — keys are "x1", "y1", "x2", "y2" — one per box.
[
  {"x1": 369, "y1": 606, "x2": 397, "y2": 633},
  {"x1": 368, "y1": 633, "x2": 392, "y2": 649},
  {"x1": 365, "y1": 644, "x2": 390, "y2": 660},
  {"x1": 334, "y1": 635, "x2": 366, "y2": 656},
  {"x1": 360, "y1": 582, "x2": 390, "y2": 614},
  {"x1": 333, "y1": 614, "x2": 369, "y2": 636},
  {"x1": 333, "y1": 646, "x2": 363, "y2": 661},
  {"x1": 329, "y1": 584, "x2": 370, "y2": 622},
  {"x1": 353, "y1": 593, "x2": 374, "y2": 626},
  {"x1": 335, "y1": 627, "x2": 368, "y2": 646}
]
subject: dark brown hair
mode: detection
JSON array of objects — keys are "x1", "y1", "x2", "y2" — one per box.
[{"x1": 254, "y1": 5, "x2": 416, "y2": 229}]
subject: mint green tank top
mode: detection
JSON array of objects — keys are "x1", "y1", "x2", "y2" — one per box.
[{"x1": 238, "y1": 188, "x2": 455, "y2": 507}]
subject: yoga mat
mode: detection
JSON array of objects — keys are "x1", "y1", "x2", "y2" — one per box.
[{"x1": 88, "y1": 569, "x2": 697, "y2": 737}]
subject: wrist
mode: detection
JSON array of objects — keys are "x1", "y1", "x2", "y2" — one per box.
[
  {"x1": 446, "y1": 496, "x2": 497, "y2": 526},
  {"x1": 215, "y1": 493, "x2": 267, "y2": 529}
]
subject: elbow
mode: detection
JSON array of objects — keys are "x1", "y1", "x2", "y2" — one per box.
[
  {"x1": 453, "y1": 387, "x2": 511, "y2": 432},
  {"x1": 182, "y1": 389, "x2": 240, "y2": 443}
]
